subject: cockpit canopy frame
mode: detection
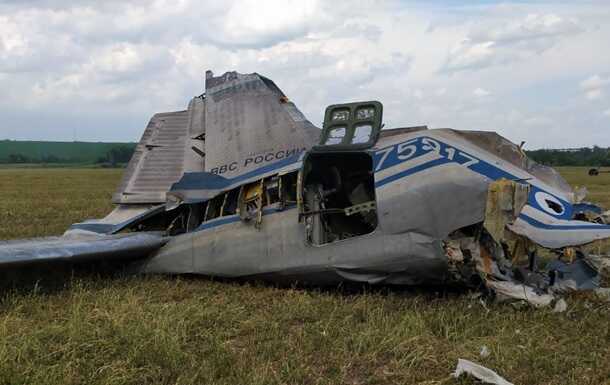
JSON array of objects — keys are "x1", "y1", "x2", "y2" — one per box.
[{"x1": 315, "y1": 101, "x2": 383, "y2": 151}]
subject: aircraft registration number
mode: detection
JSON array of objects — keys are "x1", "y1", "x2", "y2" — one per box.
[{"x1": 373, "y1": 137, "x2": 480, "y2": 172}]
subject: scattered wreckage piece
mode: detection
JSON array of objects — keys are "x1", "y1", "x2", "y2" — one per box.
[
  {"x1": 453, "y1": 359, "x2": 514, "y2": 385},
  {"x1": 442, "y1": 178, "x2": 610, "y2": 307},
  {"x1": 588, "y1": 167, "x2": 610, "y2": 176},
  {"x1": 0, "y1": 70, "x2": 609, "y2": 306}
]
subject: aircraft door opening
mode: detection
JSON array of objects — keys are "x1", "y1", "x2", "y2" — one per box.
[{"x1": 300, "y1": 152, "x2": 378, "y2": 245}]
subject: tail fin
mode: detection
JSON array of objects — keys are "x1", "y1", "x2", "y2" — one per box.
[
  {"x1": 202, "y1": 71, "x2": 319, "y2": 178},
  {"x1": 113, "y1": 71, "x2": 319, "y2": 204}
]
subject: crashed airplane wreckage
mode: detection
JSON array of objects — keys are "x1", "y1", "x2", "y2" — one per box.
[{"x1": 1, "y1": 70, "x2": 609, "y2": 306}]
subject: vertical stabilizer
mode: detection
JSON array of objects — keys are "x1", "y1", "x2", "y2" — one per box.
[{"x1": 203, "y1": 71, "x2": 319, "y2": 178}]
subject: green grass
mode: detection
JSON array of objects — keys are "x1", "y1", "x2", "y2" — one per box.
[
  {"x1": 0, "y1": 167, "x2": 608, "y2": 385},
  {"x1": 557, "y1": 167, "x2": 610, "y2": 208},
  {"x1": 0, "y1": 168, "x2": 120, "y2": 240}
]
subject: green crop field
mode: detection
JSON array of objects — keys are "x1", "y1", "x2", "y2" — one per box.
[{"x1": 0, "y1": 167, "x2": 608, "y2": 385}]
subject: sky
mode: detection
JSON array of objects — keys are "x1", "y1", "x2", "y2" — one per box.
[{"x1": 0, "y1": 0, "x2": 609, "y2": 149}]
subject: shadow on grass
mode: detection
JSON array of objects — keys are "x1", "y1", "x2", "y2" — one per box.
[
  {"x1": 0, "y1": 260, "x2": 478, "y2": 304},
  {"x1": 0, "y1": 260, "x2": 137, "y2": 296}
]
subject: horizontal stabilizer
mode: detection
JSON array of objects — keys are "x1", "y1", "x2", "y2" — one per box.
[{"x1": 0, "y1": 232, "x2": 167, "y2": 268}]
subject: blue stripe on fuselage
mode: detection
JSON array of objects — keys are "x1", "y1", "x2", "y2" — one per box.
[
  {"x1": 518, "y1": 213, "x2": 610, "y2": 231},
  {"x1": 189, "y1": 135, "x2": 610, "y2": 234}
]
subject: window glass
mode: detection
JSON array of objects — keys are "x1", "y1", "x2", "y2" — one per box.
[
  {"x1": 353, "y1": 124, "x2": 372, "y2": 144},
  {"x1": 331, "y1": 109, "x2": 349, "y2": 122},
  {"x1": 325, "y1": 126, "x2": 346, "y2": 145},
  {"x1": 356, "y1": 107, "x2": 375, "y2": 120}
]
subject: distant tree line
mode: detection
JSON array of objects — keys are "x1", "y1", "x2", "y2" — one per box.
[
  {"x1": 2, "y1": 143, "x2": 609, "y2": 167},
  {"x1": 4, "y1": 153, "x2": 64, "y2": 164},
  {"x1": 95, "y1": 146, "x2": 134, "y2": 166},
  {"x1": 526, "y1": 147, "x2": 610, "y2": 167},
  {"x1": 1, "y1": 145, "x2": 135, "y2": 166}
]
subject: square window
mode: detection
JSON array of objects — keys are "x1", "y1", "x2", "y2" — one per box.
[
  {"x1": 325, "y1": 126, "x2": 346, "y2": 145},
  {"x1": 356, "y1": 107, "x2": 375, "y2": 120},
  {"x1": 353, "y1": 124, "x2": 372, "y2": 144},
  {"x1": 331, "y1": 109, "x2": 350, "y2": 122}
]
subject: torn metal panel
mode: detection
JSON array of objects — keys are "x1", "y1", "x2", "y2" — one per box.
[
  {"x1": 507, "y1": 211, "x2": 610, "y2": 249},
  {"x1": 483, "y1": 178, "x2": 529, "y2": 244},
  {"x1": 65, "y1": 204, "x2": 166, "y2": 235},
  {"x1": 486, "y1": 280, "x2": 554, "y2": 307},
  {"x1": 546, "y1": 259, "x2": 600, "y2": 291},
  {"x1": 454, "y1": 130, "x2": 573, "y2": 198}
]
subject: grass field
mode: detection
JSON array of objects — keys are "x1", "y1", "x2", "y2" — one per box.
[{"x1": 0, "y1": 167, "x2": 608, "y2": 385}]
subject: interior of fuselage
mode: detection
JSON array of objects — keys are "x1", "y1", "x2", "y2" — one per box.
[
  {"x1": 119, "y1": 171, "x2": 300, "y2": 236},
  {"x1": 301, "y1": 152, "x2": 378, "y2": 245}
]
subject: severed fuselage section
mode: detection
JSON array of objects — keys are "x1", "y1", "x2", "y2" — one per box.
[{"x1": 1, "y1": 70, "x2": 609, "y2": 305}]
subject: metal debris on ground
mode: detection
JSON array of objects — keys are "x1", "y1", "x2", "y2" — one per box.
[
  {"x1": 553, "y1": 298, "x2": 568, "y2": 313},
  {"x1": 453, "y1": 359, "x2": 514, "y2": 385},
  {"x1": 479, "y1": 345, "x2": 490, "y2": 358}
]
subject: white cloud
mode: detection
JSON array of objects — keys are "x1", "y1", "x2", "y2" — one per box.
[
  {"x1": 470, "y1": 13, "x2": 581, "y2": 44},
  {"x1": 580, "y1": 74, "x2": 610, "y2": 90},
  {"x1": 219, "y1": 0, "x2": 319, "y2": 47},
  {"x1": 0, "y1": 0, "x2": 609, "y2": 148},
  {"x1": 586, "y1": 89, "x2": 603, "y2": 100},
  {"x1": 443, "y1": 13, "x2": 583, "y2": 72},
  {"x1": 581, "y1": 74, "x2": 610, "y2": 101},
  {"x1": 604, "y1": 109, "x2": 610, "y2": 117},
  {"x1": 473, "y1": 88, "x2": 491, "y2": 97},
  {"x1": 524, "y1": 116, "x2": 553, "y2": 126}
]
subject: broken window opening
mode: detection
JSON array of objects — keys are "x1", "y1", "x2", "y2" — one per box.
[
  {"x1": 222, "y1": 188, "x2": 240, "y2": 216},
  {"x1": 544, "y1": 199, "x2": 564, "y2": 215},
  {"x1": 120, "y1": 205, "x2": 191, "y2": 236},
  {"x1": 301, "y1": 152, "x2": 378, "y2": 245},
  {"x1": 186, "y1": 202, "x2": 206, "y2": 231},
  {"x1": 280, "y1": 172, "x2": 298, "y2": 208},
  {"x1": 265, "y1": 176, "x2": 281, "y2": 207},
  {"x1": 238, "y1": 179, "x2": 265, "y2": 228},
  {"x1": 204, "y1": 195, "x2": 224, "y2": 221}
]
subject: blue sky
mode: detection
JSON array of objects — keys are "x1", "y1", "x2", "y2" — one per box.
[{"x1": 0, "y1": 0, "x2": 609, "y2": 149}]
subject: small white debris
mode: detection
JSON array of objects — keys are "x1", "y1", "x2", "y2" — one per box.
[
  {"x1": 594, "y1": 288, "x2": 610, "y2": 301},
  {"x1": 480, "y1": 345, "x2": 490, "y2": 358},
  {"x1": 453, "y1": 359, "x2": 514, "y2": 385},
  {"x1": 553, "y1": 298, "x2": 567, "y2": 313},
  {"x1": 486, "y1": 280, "x2": 554, "y2": 307}
]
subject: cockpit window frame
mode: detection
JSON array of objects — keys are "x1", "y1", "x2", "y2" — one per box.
[{"x1": 316, "y1": 101, "x2": 383, "y2": 151}]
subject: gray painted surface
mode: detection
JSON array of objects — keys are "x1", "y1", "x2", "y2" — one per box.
[
  {"x1": 203, "y1": 71, "x2": 320, "y2": 178},
  {"x1": 113, "y1": 97, "x2": 207, "y2": 204},
  {"x1": 0, "y1": 232, "x2": 167, "y2": 267}
]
